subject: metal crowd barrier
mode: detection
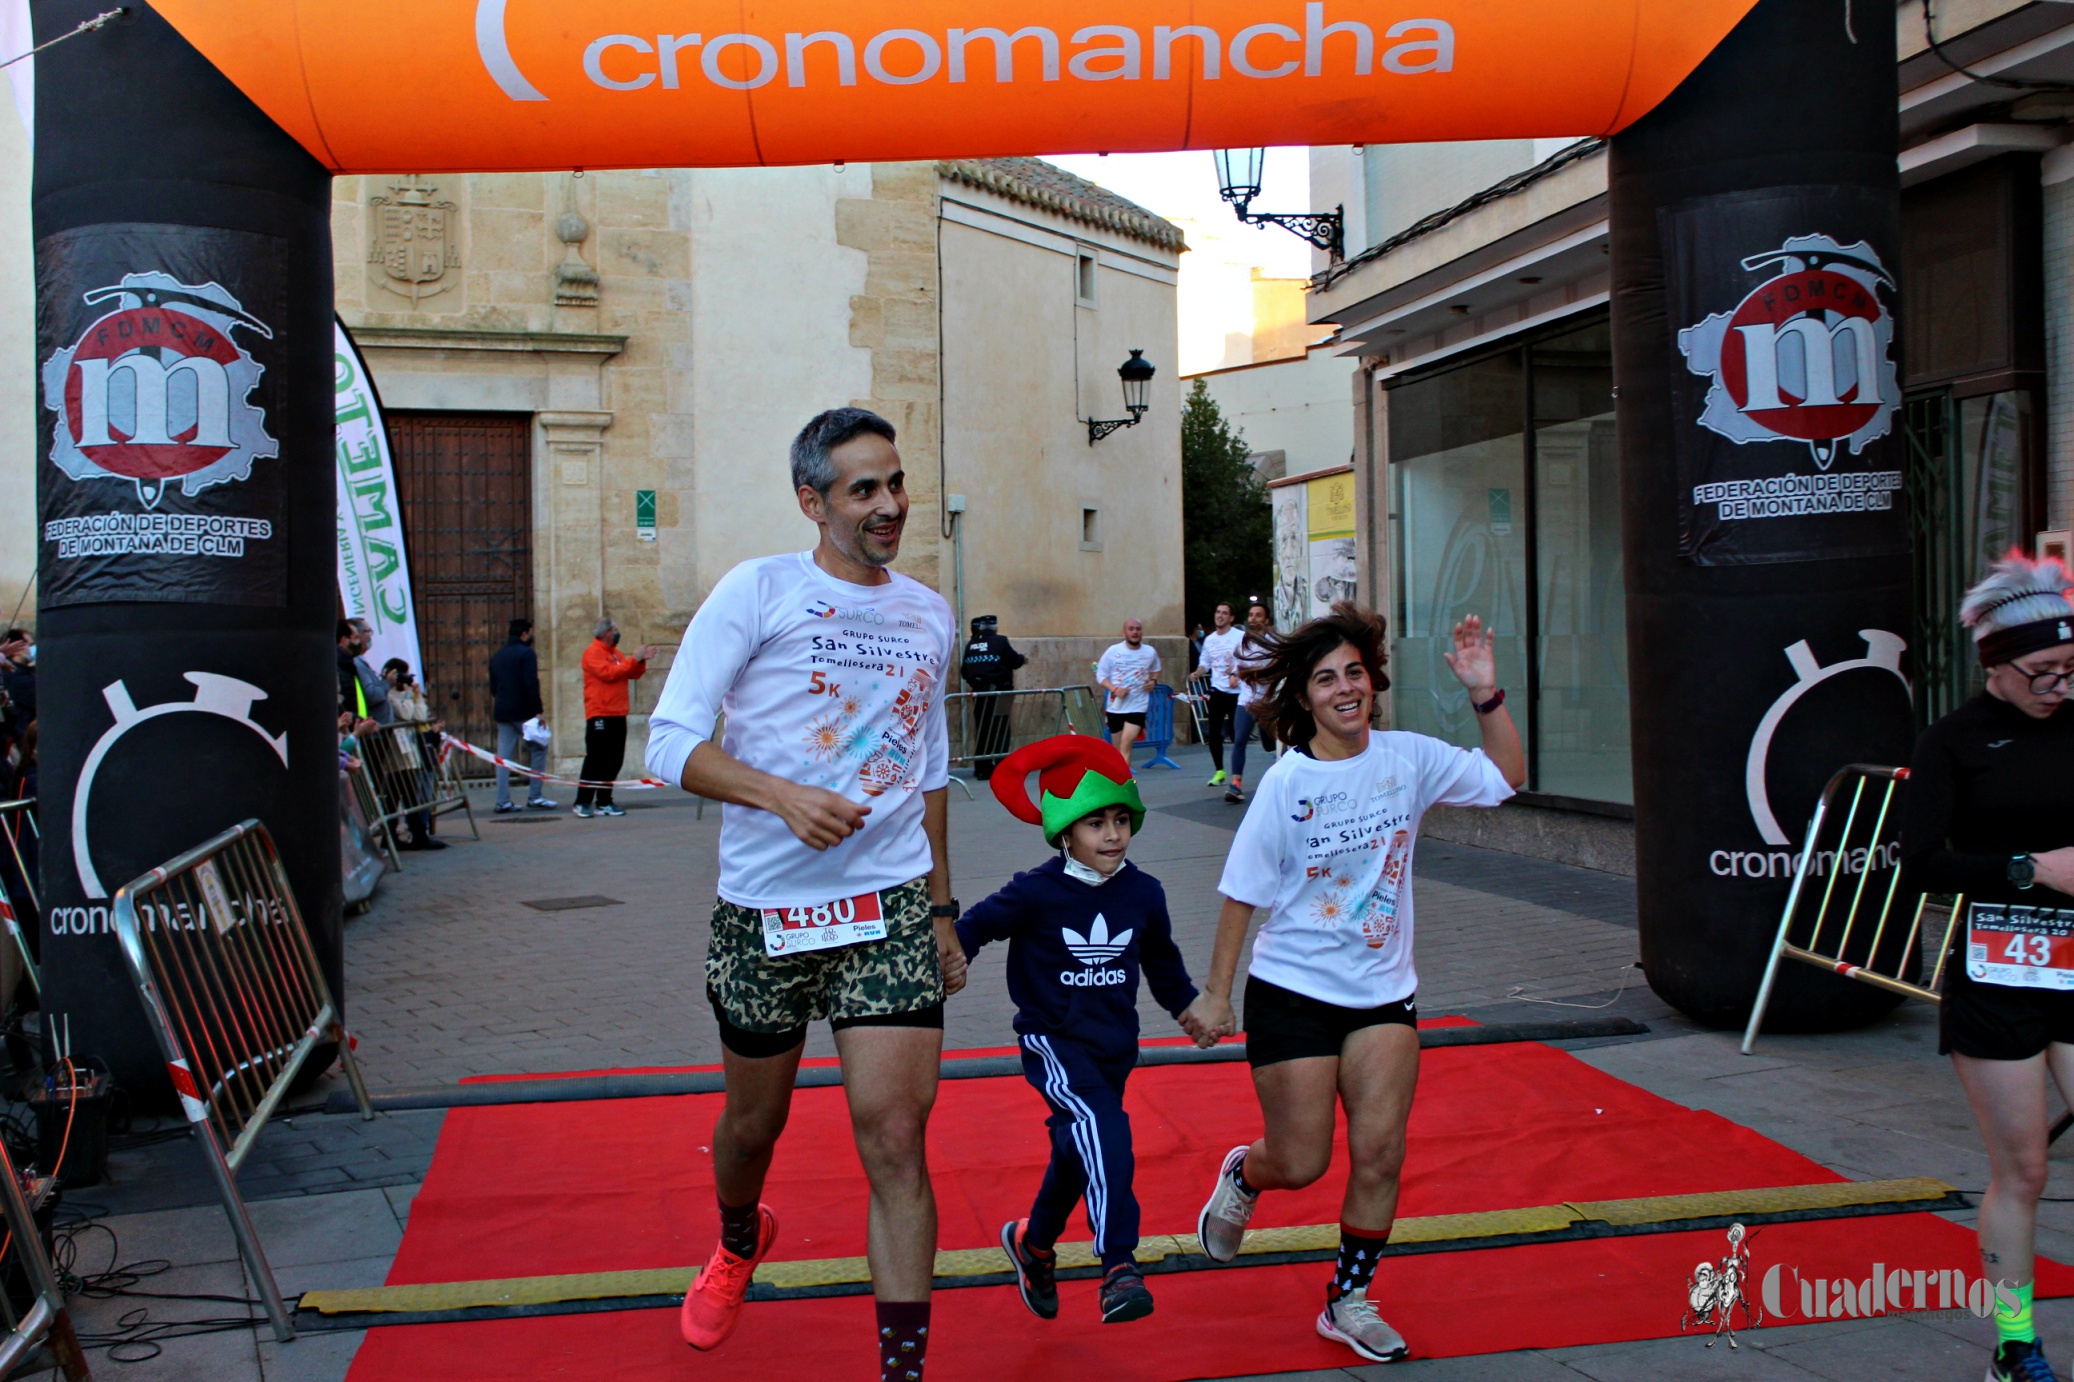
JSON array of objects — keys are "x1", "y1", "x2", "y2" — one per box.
[
  {"x1": 354, "y1": 721, "x2": 480, "y2": 867},
  {"x1": 0, "y1": 800, "x2": 37, "y2": 995},
  {"x1": 0, "y1": 1134, "x2": 89, "y2": 1380},
  {"x1": 945, "y1": 686, "x2": 1081, "y2": 773},
  {"x1": 1742, "y1": 765, "x2": 1963, "y2": 1054},
  {"x1": 111, "y1": 820, "x2": 376, "y2": 1342}
]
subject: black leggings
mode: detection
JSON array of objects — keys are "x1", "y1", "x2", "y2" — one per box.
[{"x1": 1203, "y1": 690, "x2": 1238, "y2": 771}]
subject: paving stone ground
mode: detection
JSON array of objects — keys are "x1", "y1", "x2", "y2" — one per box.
[{"x1": 39, "y1": 744, "x2": 2074, "y2": 1380}]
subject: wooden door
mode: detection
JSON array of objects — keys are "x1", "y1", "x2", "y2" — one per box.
[{"x1": 387, "y1": 413, "x2": 533, "y2": 774}]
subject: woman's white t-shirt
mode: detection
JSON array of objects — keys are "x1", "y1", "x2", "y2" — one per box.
[{"x1": 1217, "y1": 732, "x2": 1513, "y2": 1008}]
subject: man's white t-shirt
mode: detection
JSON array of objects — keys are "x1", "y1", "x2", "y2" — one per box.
[
  {"x1": 1200, "y1": 626, "x2": 1245, "y2": 696},
  {"x1": 1097, "y1": 641, "x2": 1162, "y2": 714},
  {"x1": 645, "y1": 551, "x2": 954, "y2": 910},
  {"x1": 1217, "y1": 732, "x2": 1513, "y2": 1008}
]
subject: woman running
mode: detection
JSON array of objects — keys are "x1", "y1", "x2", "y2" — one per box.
[
  {"x1": 1902, "y1": 552, "x2": 2074, "y2": 1382},
  {"x1": 1184, "y1": 601, "x2": 1524, "y2": 1361},
  {"x1": 1224, "y1": 601, "x2": 1279, "y2": 805}
]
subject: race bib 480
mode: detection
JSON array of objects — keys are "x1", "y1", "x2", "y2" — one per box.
[
  {"x1": 1967, "y1": 902, "x2": 2074, "y2": 991},
  {"x1": 761, "y1": 891, "x2": 888, "y2": 957}
]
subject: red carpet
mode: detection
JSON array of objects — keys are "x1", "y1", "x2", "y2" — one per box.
[{"x1": 347, "y1": 1038, "x2": 2070, "y2": 1380}]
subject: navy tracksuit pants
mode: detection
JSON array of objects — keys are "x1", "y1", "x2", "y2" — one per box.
[{"x1": 1018, "y1": 1034, "x2": 1139, "y2": 1271}]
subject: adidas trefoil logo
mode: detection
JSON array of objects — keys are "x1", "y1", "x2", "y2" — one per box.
[{"x1": 1062, "y1": 913, "x2": 1133, "y2": 968}]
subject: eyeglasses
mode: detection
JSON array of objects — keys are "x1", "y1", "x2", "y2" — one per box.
[{"x1": 2017, "y1": 666, "x2": 2074, "y2": 696}]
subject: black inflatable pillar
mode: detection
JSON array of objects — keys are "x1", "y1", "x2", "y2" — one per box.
[
  {"x1": 32, "y1": 2, "x2": 340, "y2": 1096},
  {"x1": 1611, "y1": 0, "x2": 1915, "y2": 1029}
]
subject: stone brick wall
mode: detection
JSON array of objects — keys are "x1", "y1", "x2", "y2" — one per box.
[{"x1": 2045, "y1": 170, "x2": 2074, "y2": 533}]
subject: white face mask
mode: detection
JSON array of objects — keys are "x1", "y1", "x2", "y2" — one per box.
[{"x1": 1061, "y1": 853, "x2": 1118, "y2": 886}]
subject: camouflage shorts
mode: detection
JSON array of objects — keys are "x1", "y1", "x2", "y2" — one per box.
[{"x1": 706, "y1": 877, "x2": 942, "y2": 1033}]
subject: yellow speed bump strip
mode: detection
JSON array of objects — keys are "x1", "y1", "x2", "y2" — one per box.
[{"x1": 299, "y1": 1176, "x2": 1956, "y2": 1317}]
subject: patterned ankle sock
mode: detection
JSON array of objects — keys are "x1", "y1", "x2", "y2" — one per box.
[
  {"x1": 1329, "y1": 1226, "x2": 1392, "y2": 1300},
  {"x1": 1231, "y1": 1156, "x2": 1260, "y2": 1198},
  {"x1": 717, "y1": 1197, "x2": 760, "y2": 1259},
  {"x1": 1996, "y1": 1280, "x2": 2036, "y2": 1347},
  {"x1": 877, "y1": 1300, "x2": 931, "y2": 1382}
]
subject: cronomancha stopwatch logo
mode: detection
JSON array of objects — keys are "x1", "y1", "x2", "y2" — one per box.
[
  {"x1": 1677, "y1": 234, "x2": 1899, "y2": 471},
  {"x1": 41, "y1": 271, "x2": 277, "y2": 509}
]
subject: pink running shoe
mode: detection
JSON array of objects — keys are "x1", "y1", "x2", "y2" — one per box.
[{"x1": 681, "y1": 1204, "x2": 777, "y2": 1351}]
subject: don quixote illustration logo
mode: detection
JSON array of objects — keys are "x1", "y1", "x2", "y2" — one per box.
[
  {"x1": 42, "y1": 270, "x2": 277, "y2": 509},
  {"x1": 1677, "y1": 234, "x2": 1899, "y2": 471}
]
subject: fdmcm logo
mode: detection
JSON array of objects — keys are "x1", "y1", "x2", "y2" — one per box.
[
  {"x1": 1677, "y1": 234, "x2": 1900, "y2": 471},
  {"x1": 42, "y1": 272, "x2": 277, "y2": 508}
]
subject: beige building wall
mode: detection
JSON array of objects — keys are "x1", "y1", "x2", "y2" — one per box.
[
  {"x1": 331, "y1": 159, "x2": 1179, "y2": 772},
  {"x1": 939, "y1": 183, "x2": 1183, "y2": 649},
  {"x1": 0, "y1": 102, "x2": 32, "y2": 632}
]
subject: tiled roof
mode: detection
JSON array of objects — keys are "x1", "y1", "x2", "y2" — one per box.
[{"x1": 938, "y1": 156, "x2": 1187, "y2": 252}]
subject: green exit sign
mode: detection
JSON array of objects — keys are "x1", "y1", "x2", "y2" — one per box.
[{"x1": 636, "y1": 489, "x2": 656, "y2": 541}]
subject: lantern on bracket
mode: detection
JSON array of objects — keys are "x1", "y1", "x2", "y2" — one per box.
[{"x1": 1087, "y1": 349, "x2": 1156, "y2": 445}]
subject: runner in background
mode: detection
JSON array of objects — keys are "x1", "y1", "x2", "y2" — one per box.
[
  {"x1": 1225, "y1": 601, "x2": 1278, "y2": 805},
  {"x1": 1902, "y1": 552, "x2": 2074, "y2": 1382},
  {"x1": 1190, "y1": 602, "x2": 1244, "y2": 789},
  {"x1": 1096, "y1": 619, "x2": 1160, "y2": 763},
  {"x1": 645, "y1": 407, "x2": 966, "y2": 1382},
  {"x1": 1185, "y1": 603, "x2": 1524, "y2": 1364}
]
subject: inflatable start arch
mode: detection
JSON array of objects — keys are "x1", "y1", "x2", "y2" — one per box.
[
  {"x1": 29, "y1": 0, "x2": 1908, "y2": 1096},
  {"x1": 150, "y1": 0, "x2": 1756, "y2": 171}
]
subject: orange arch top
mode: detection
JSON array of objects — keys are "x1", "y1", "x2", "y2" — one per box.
[{"x1": 150, "y1": 0, "x2": 1757, "y2": 174}]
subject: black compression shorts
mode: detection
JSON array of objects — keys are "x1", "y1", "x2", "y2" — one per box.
[
  {"x1": 707, "y1": 986, "x2": 944, "y2": 1059},
  {"x1": 1242, "y1": 975, "x2": 1417, "y2": 1067},
  {"x1": 1940, "y1": 963, "x2": 2074, "y2": 1061}
]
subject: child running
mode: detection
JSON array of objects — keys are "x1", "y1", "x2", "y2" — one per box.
[
  {"x1": 1182, "y1": 602, "x2": 1525, "y2": 1362},
  {"x1": 956, "y1": 735, "x2": 1205, "y2": 1325}
]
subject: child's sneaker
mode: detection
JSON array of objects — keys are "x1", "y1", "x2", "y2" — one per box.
[
  {"x1": 1197, "y1": 1145, "x2": 1257, "y2": 1262},
  {"x1": 1317, "y1": 1286, "x2": 1409, "y2": 1363},
  {"x1": 681, "y1": 1204, "x2": 776, "y2": 1351},
  {"x1": 1099, "y1": 1264, "x2": 1153, "y2": 1323},
  {"x1": 1987, "y1": 1339, "x2": 2059, "y2": 1382},
  {"x1": 1000, "y1": 1219, "x2": 1058, "y2": 1320}
]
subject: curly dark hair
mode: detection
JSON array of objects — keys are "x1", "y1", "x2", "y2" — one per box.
[{"x1": 1242, "y1": 601, "x2": 1390, "y2": 748}]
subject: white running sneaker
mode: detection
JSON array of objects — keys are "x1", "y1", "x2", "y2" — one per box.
[
  {"x1": 1317, "y1": 1287, "x2": 1409, "y2": 1363},
  {"x1": 1196, "y1": 1145, "x2": 1258, "y2": 1264}
]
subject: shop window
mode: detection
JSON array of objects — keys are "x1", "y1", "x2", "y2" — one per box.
[{"x1": 1389, "y1": 313, "x2": 1630, "y2": 805}]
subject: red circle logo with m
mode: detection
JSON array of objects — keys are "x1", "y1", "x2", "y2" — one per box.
[
  {"x1": 1716, "y1": 269, "x2": 1885, "y2": 444},
  {"x1": 61, "y1": 306, "x2": 244, "y2": 480}
]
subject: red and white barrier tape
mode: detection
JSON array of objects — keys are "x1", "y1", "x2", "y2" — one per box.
[{"x1": 440, "y1": 734, "x2": 669, "y2": 790}]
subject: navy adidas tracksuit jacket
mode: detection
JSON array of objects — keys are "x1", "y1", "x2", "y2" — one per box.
[{"x1": 956, "y1": 857, "x2": 1197, "y2": 1269}]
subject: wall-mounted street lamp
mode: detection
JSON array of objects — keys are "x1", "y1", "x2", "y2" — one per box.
[
  {"x1": 1087, "y1": 349, "x2": 1156, "y2": 445},
  {"x1": 1213, "y1": 147, "x2": 1344, "y2": 261}
]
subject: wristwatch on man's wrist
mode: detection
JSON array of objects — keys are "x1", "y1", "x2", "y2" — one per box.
[
  {"x1": 2010, "y1": 855, "x2": 2037, "y2": 891},
  {"x1": 930, "y1": 900, "x2": 961, "y2": 919}
]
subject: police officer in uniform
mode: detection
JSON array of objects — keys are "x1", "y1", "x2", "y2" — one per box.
[{"x1": 961, "y1": 616, "x2": 1026, "y2": 780}]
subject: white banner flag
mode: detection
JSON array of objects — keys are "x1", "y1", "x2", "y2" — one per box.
[{"x1": 333, "y1": 319, "x2": 423, "y2": 679}]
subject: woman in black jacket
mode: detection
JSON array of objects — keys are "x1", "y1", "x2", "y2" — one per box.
[{"x1": 1903, "y1": 552, "x2": 2074, "y2": 1382}]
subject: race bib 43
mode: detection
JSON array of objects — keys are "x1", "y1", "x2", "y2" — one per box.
[{"x1": 1967, "y1": 902, "x2": 2074, "y2": 991}]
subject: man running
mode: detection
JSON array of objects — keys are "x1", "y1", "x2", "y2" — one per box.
[
  {"x1": 646, "y1": 407, "x2": 967, "y2": 1382},
  {"x1": 1097, "y1": 618, "x2": 1161, "y2": 762},
  {"x1": 1189, "y1": 601, "x2": 1244, "y2": 788}
]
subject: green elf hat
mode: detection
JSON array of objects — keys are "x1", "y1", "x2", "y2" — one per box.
[{"x1": 992, "y1": 734, "x2": 1147, "y2": 848}]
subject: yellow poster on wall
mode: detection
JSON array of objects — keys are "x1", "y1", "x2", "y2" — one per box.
[{"x1": 1305, "y1": 472, "x2": 1358, "y2": 618}]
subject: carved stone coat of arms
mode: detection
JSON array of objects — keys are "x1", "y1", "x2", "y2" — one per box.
[{"x1": 369, "y1": 179, "x2": 460, "y2": 307}]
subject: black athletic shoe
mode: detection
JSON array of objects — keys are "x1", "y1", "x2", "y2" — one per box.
[
  {"x1": 1989, "y1": 1339, "x2": 2060, "y2": 1382},
  {"x1": 1000, "y1": 1219, "x2": 1057, "y2": 1320},
  {"x1": 1099, "y1": 1264, "x2": 1154, "y2": 1323}
]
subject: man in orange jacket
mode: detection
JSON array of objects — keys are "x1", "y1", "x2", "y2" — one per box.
[{"x1": 578, "y1": 616, "x2": 659, "y2": 817}]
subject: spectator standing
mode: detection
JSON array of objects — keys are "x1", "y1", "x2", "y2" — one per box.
[
  {"x1": 577, "y1": 617, "x2": 657, "y2": 818},
  {"x1": 0, "y1": 631, "x2": 33, "y2": 749},
  {"x1": 1097, "y1": 618, "x2": 1161, "y2": 762},
  {"x1": 382, "y1": 660, "x2": 447, "y2": 851},
  {"x1": 960, "y1": 615, "x2": 1026, "y2": 780},
  {"x1": 489, "y1": 617, "x2": 556, "y2": 813},
  {"x1": 336, "y1": 619, "x2": 391, "y2": 724}
]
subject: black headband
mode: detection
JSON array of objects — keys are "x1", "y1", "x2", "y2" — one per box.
[{"x1": 1979, "y1": 614, "x2": 2074, "y2": 667}]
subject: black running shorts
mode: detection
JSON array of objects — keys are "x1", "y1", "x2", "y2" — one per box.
[
  {"x1": 1105, "y1": 712, "x2": 1148, "y2": 733},
  {"x1": 1940, "y1": 962, "x2": 2074, "y2": 1061},
  {"x1": 1242, "y1": 974, "x2": 1417, "y2": 1068}
]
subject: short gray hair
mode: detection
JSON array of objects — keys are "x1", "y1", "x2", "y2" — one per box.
[
  {"x1": 790, "y1": 408, "x2": 896, "y2": 496},
  {"x1": 593, "y1": 617, "x2": 617, "y2": 639}
]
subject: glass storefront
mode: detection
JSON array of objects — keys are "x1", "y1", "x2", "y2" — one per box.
[{"x1": 1389, "y1": 314, "x2": 1630, "y2": 805}]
